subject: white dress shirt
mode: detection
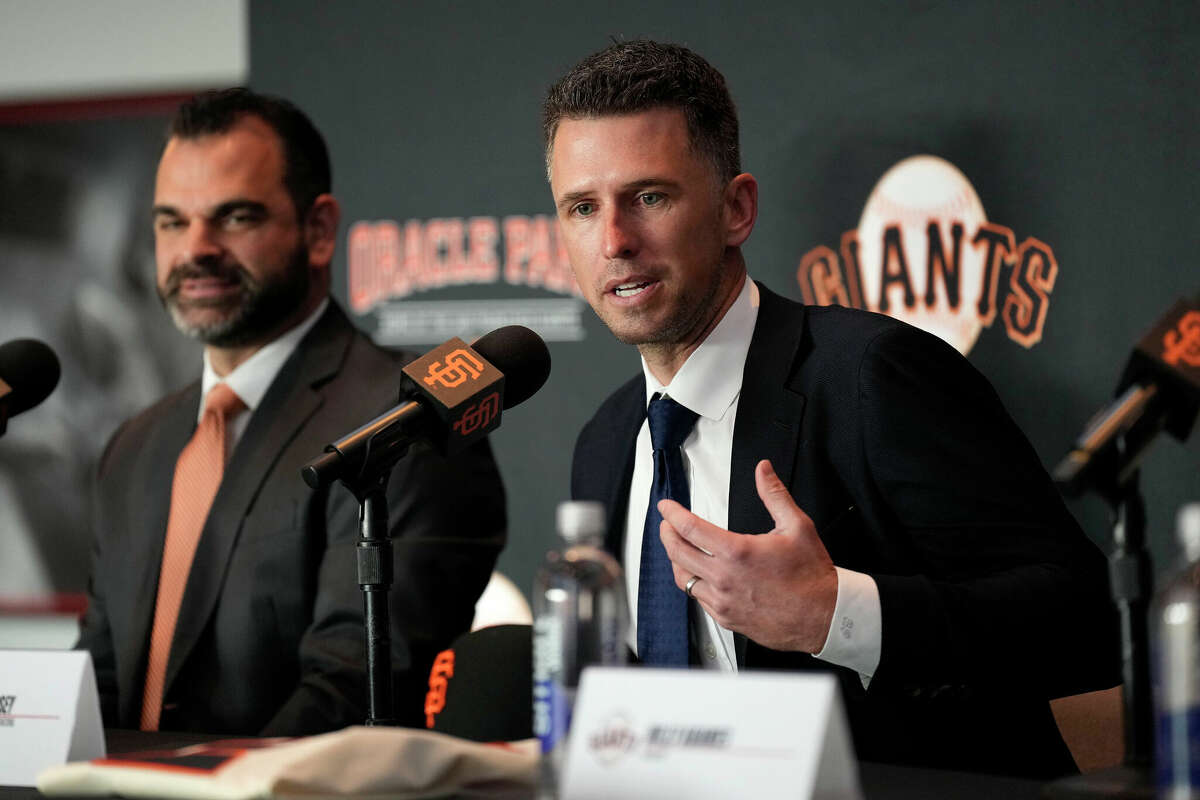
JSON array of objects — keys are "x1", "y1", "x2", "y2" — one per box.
[
  {"x1": 199, "y1": 298, "x2": 329, "y2": 458},
  {"x1": 622, "y1": 278, "x2": 882, "y2": 684}
]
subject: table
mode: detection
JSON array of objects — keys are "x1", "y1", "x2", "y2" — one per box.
[{"x1": 1, "y1": 729, "x2": 1057, "y2": 800}]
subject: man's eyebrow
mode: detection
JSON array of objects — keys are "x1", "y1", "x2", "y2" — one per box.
[
  {"x1": 624, "y1": 177, "x2": 681, "y2": 192},
  {"x1": 151, "y1": 199, "x2": 269, "y2": 219},
  {"x1": 555, "y1": 189, "x2": 592, "y2": 210},
  {"x1": 212, "y1": 199, "x2": 268, "y2": 218}
]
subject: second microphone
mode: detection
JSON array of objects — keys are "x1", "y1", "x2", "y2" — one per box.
[{"x1": 302, "y1": 325, "x2": 551, "y2": 490}]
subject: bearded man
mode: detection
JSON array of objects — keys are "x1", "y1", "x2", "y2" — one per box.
[{"x1": 77, "y1": 89, "x2": 506, "y2": 735}]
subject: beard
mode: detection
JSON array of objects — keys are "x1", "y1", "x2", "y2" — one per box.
[{"x1": 158, "y1": 243, "x2": 312, "y2": 348}]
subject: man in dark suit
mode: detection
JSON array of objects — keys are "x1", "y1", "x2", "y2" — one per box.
[
  {"x1": 77, "y1": 89, "x2": 505, "y2": 735},
  {"x1": 546, "y1": 41, "x2": 1119, "y2": 777}
]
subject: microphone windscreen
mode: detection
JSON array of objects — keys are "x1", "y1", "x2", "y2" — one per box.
[
  {"x1": 1119, "y1": 294, "x2": 1200, "y2": 441},
  {"x1": 425, "y1": 624, "x2": 532, "y2": 742},
  {"x1": 0, "y1": 338, "x2": 61, "y2": 417},
  {"x1": 472, "y1": 326, "x2": 551, "y2": 409}
]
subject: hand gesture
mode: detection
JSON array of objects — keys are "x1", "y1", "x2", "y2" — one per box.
[{"x1": 658, "y1": 459, "x2": 838, "y2": 653}]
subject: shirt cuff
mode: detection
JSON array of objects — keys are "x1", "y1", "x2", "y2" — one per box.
[{"x1": 814, "y1": 566, "x2": 881, "y2": 689}]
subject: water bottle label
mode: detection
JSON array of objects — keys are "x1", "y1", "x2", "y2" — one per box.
[
  {"x1": 533, "y1": 614, "x2": 569, "y2": 755},
  {"x1": 534, "y1": 677, "x2": 571, "y2": 754},
  {"x1": 1157, "y1": 706, "x2": 1200, "y2": 791}
]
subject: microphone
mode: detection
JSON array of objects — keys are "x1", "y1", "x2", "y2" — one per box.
[
  {"x1": 302, "y1": 325, "x2": 550, "y2": 490},
  {"x1": 1054, "y1": 294, "x2": 1200, "y2": 496},
  {"x1": 0, "y1": 338, "x2": 61, "y2": 436}
]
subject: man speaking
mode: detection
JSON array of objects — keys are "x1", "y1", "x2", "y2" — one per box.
[
  {"x1": 546, "y1": 41, "x2": 1119, "y2": 776},
  {"x1": 77, "y1": 89, "x2": 506, "y2": 735}
]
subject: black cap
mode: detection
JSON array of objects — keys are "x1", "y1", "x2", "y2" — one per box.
[{"x1": 424, "y1": 624, "x2": 533, "y2": 742}]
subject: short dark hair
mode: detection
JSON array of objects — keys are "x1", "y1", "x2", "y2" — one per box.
[
  {"x1": 167, "y1": 88, "x2": 331, "y2": 219},
  {"x1": 542, "y1": 40, "x2": 741, "y2": 183}
]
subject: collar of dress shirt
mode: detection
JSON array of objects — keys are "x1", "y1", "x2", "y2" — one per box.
[
  {"x1": 198, "y1": 297, "x2": 330, "y2": 421},
  {"x1": 641, "y1": 276, "x2": 760, "y2": 418}
]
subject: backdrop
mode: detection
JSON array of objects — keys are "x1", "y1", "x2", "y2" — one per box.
[{"x1": 2, "y1": 0, "x2": 1195, "y2": 608}]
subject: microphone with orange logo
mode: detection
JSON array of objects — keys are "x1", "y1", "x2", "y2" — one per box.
[
  {"x1": 302, "y1": 325, "x2": 550, "y2": 490},
  {"x1": 300, "y1": 325, "x2": 549, "y2": 726},
  {"x1": 1053, "y1": 293, "x2": 1199, "y2": 498},
  {"x1": 1048, "y1": 293, "x2": 1198, "y2": 780}
]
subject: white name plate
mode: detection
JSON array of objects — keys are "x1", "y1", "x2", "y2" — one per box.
[
  {"x1": 0, "y1": 650, "x2": 105, "y2": 787},
  {"x1": 563, "y1": 668, "x2": 861, "y2": 800}
]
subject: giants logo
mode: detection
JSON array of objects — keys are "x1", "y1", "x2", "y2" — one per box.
[
  {"x1": 587, "y1": 713, "x2": 638, "y2": 766},
  {"x1": 424, "y1": 650, "x2": 455, "y2": 728},
  {"x1": 1163, "y1": 311, "x2": 1200, "y2": 367},
  {"x1": 453, "y1": 392, "x2": 500, "y2": 437},
  {"x1": 424, "y1": 349, "x2": 485, "y2": 389},
  {"x1": 798, "y1": 155, "x2": 1058, "y2": 355}
]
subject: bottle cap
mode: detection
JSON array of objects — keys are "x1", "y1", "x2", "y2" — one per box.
[
  {"x1": 556, "y1": 500, "x2": 606, "y2": 544},
  {"x1": 1179, "y1": 503, "x2": 1200, "y2": 562}
]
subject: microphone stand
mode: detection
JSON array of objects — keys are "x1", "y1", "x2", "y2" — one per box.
[
  {"x1": 339, "y1": 465, "x2": 399, "y2": 727},
  {"x1": 1046, "y1": 432, "x2": 1154, "y2": 798},
  {"x1": 1109, "y1": 468, "x2": 1153, "y2": 775},
  {"x1": 302, "y1": 401, "x2": 428, "y2": 727}
]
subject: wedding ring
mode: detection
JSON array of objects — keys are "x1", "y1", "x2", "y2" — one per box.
[{"x1": 685, "y1": 575, "x2": 701, "y2": 598}]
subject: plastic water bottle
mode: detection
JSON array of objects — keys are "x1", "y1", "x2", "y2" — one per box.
[
  {"x1": 532, "y1": 500, "x2": 628, "y2": 797},
  {"x1": 1154, "y1": 503, "x2": 1200, "y2": 799}
]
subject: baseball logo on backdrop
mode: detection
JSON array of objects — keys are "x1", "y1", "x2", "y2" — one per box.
[{"x1": 797, "y1": 155, "x2": 1058, "y2": 355}]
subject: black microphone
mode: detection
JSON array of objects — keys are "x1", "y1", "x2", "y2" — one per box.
[
  {"x1": 302, "y1": 325, "x2": 550, "y2": 490},
  {"x1": 1054, "y1": 294, "x2": 1200, "y2": 496},
  {"x1": 0, "y1": 338, "x2": 61, "y2": 436}
]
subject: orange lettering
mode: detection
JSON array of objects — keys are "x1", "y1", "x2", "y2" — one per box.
[{"x1": 503, "y1": 216, "x2": 531, "y2": 285}]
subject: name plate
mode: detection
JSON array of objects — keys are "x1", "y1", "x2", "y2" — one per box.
[
  {"x1": 0, "y1": 650, "x2": 104, "y2": 787},
  {"x1": 562, "y1": 668, "x2": 861, "y2": 800}
]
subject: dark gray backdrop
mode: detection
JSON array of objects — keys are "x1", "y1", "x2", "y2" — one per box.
[
  {"x1": 247, "y1": 0, "x2": 1198, "y2": 600},
  {"x1": 4, "y1": 1, "x2": 1193, "y2": 608}
]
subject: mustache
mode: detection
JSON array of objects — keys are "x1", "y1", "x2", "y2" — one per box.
[{"x1": 161, "y1": 261, "x2": 254, "y2": 297}]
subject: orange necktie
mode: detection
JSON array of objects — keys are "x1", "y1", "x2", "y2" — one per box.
[{"x1": 140, "y1": 382, "x2": 244, "y2": 731}]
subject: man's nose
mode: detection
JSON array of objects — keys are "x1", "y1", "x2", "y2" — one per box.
[
  {"x1": 182, "y1": 220, "x2": 225, "y2": 264},
  {"x1": 602, "y1": 207, "x2": 639, "y2": 260}
]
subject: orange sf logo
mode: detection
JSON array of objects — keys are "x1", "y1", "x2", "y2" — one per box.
[
  {"x1": 1163, "y1": 311, "x2": 1200, "y2": 367},
  {"x1": 424, "y1": 649, "x2": 455, "y2": 728},
  {"x1": 424, "y1": 349, "x2": 484, "y2": 389},
  {"x1": 453, "y1": 392, "x2": 501, "y2": 436}
]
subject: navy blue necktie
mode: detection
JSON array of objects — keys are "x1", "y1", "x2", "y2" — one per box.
[{"x1": 638, "y1": 394, "x2": 699, "y2": 666}]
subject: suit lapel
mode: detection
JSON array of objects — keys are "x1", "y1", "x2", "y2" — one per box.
[
  {"x1": 601, "y1": 380, "x2": 647, "y2": 559},
  {"x1": 115, "y1": 384, "x2": 199, "y2": 724},
  {"x1": 729, "y1": 283, "x2": 808, "y2": 535},
  {"x1": 163, "y1": 305, "x2": 353, "y2": 692},
  {"x1": 728, "y1": 283, "x2": 809, "y2": 668}
]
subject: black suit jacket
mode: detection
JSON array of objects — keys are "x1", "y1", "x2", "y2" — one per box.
[
  {"x1": 78, "y1": 302, "x2": 506, "y2": 735},
  {"x1": 572, "y1": 283, "x2": 1119, "y2": 778}
]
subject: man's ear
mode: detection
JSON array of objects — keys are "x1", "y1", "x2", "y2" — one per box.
[
  {"x1": 304, "y1": 193, "x2": 340, "y2": 269},
  {"x1": 723, "y1": 173, "x2": 758, "y2": 248}
]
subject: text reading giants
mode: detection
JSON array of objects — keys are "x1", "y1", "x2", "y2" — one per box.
[{"x1": 798, "y1": 221, "x2": 1056, "y2": 349}]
